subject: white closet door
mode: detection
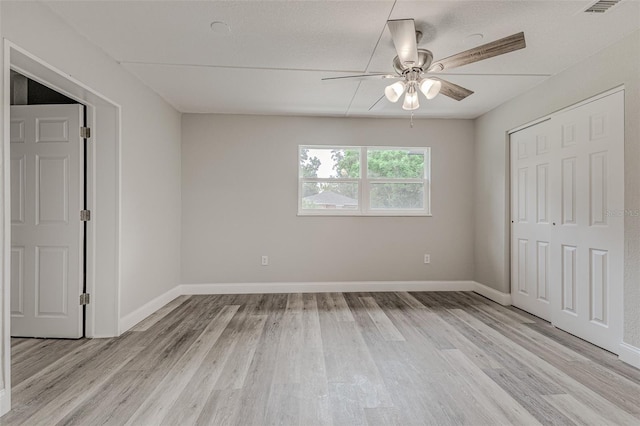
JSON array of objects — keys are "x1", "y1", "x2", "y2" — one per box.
[
  {"x1": 549, "y1": 91, "x2": 624, "y2": 353},
  {"x1": 511, "y1": 91, "x2": 624, "y2": 353},
  {"x1": 510, "y1": 119, "x2": 554, "y2": 321},
  {"x1": 10, "y1": 104, "x2": 84, "y2": 338}
]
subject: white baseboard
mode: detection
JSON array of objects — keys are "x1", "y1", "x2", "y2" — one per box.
[
  {"x1": 472, "y1": 281, "x2": 512, "y2": 306},
  {"x1": 179, "y1": 280, "x2": 476, "y2": 295},
  {"x1": 0, "y1": 388, "x2": 10, "y2": 417},
  {"x1": 619, "y1": 342, "x2": 640, "y2": 369},
  {"x1": 119, "y1": 286, "x2": 181, "y2": 334}
]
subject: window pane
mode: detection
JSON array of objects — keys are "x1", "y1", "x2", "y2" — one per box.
[
  {"x1": 299, "y1": 147, "x2": 360, "y2": 178},
  {"x1": 302, "y1": 182, "x2": 359, "y2": 210},
  {"x1": 369, "y1": 183, "x2": 424, "y2": 209},
  {"x1": 367, "y1": 149, "x2": 425, "y2": 179}
]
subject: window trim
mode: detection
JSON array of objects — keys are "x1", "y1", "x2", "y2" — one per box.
[{"x1": 298, "y1": 145, "x2": 431, "y2": 217}]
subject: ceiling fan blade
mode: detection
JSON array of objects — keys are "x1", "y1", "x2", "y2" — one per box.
[
  {"x1": 430, "y1": 77, "x2": 474, "y2": 101},
  {"x1": 368, "y1": 94, "x2": 386, "y2": 111},
  {"x1": 428, "y1": 32, "x2": 526, "y2": 72},
  {"x1": 322, "y1": 73, "x2": 398, "y2": 82},
  {"x1": 387, "y1": 19, "x2": 419, "y2": 68}
]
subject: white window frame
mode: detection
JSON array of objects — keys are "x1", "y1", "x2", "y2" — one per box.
[{"x1": 298, "y1": 145, "x2": 431, "y2": 216}]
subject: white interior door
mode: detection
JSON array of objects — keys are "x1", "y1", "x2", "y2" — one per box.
[
  {"x1": 511, "y1": 90, "x2": 624, "y2": 353},
  {"x1": 510, "y1": 119, "x2": 553, "y2": 321},
  {"x1": 10, "y1": 104, "x2": 84, "y2": 338},
  {"x1": 549, "y1": 91, "x2": 624, "y2": 353}
]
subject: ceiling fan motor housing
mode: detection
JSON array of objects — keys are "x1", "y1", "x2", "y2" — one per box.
[{"x1": 393, "y1": 49, "x2": 434, "y2": 74}]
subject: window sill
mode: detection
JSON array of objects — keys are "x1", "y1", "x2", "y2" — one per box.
[{"x1": 297, "y1": 211, "x2": 432, "y2": 217}]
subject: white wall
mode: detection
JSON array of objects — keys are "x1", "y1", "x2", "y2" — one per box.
[
  {"x1": 474, "y1": 30, "x2": 640, "y2": 347},
  {"x1": 0, "y1": 2, "x2": 182, "y2": 324},
  {"x1": 181, "y1": 114, "x2": 474, "y2": 285}
]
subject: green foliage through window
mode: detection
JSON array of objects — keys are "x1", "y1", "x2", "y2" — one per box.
[{"x1": 367, "y1": 150, "x2": 424, "y2": 179}]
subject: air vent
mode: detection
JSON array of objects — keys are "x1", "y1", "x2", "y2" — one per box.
[{"x1": 584, "y1": 0, "x2": 622, "y2": 13}]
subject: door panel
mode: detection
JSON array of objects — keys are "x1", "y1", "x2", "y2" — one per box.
[
  {"x1": 589, "y1": 151, "x2": 607, "y2": 226},
  {"x1": 561, "y1": 245, "x2": 577, "y2": 314},
  {"x1": 589, "y1": 249, "x2": 608, "y2": 326},
  {"x1": 536, "y1": 241, "x2": 549, "y2": 302},
  {"x1": 10, "y1": 247, "x2": 24, "y2": 316},
  {"x1": 10, "y1": 156, "x2": 26, "y2": 224},
  {"x1": 37, "y1": 155, "x2": 70, "y2": 224},
  {"x1": 536, "y1": 164, "x2": 549, "y2": 224},
  {"x1": 10, "y1": 119, "x2": 25, "y2": 143},
  {"x1": 36, "y1": 246, "x2": 68, "y2": 317},
  {"x1": 561, "y1": 157, "x2": 577, "y2": 225},
  {"x1": 36, "y1": 117, "x2": 70, "y2": 143},
  {"x1": 517, "y1": 239, "x2": 528, "y2": 294},
  {"x1": 10, "y1": 104, "x2": 84, "y2": 338}
]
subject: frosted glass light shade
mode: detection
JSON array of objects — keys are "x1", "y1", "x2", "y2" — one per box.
[
  {"x1": 419, "y1": 78, "x2": 442, "y2": 100},
  {"x1": 384, "y1": 81, "x2": 406, "y2": 103},
  {"x1": 402, "y1": 88, "x2": 419, "y2": 110}
]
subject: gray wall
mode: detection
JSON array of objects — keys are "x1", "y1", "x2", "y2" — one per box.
[
  {"x1": 473, "y1": 30, "x2": 640, "y2": 347},
  {"x1": 181, "y1": 114, "x2": 475, "y2": 285},
  {"x1": 1, "y1": 1, "x2": 183, "y2": 320}
]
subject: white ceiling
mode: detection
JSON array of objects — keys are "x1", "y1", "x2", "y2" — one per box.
[{"x1": 46, "y1": 0, "x2": 640, "y2": 118}]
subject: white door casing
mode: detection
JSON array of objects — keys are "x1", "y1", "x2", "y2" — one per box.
[
  {"x1": 511, "y1": 90, "x2": 624, "y2": 353},
  {"x1": 10, "y1": 104, "x2": 84, "y2": 338}
]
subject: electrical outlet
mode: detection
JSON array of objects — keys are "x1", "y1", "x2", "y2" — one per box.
[
  {"x1": 261, "y1": 255, "x2": 269, "y2": 266},
  {"x1": 424, "y1": 254, "x2": 431, "y2": 264}
]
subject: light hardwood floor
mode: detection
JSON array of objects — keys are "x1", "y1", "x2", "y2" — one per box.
[{"x1": 3, "y1": 291, "x2": 640, "y2": 425}]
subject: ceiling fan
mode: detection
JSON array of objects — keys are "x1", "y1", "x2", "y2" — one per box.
[{"x1": 323, "y1": 19, "x2": 526, "y2": 111}]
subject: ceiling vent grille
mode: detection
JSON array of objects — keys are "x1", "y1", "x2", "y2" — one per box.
[{"x1": 584, "y1": 0, "x2": 622, "y2": 13}]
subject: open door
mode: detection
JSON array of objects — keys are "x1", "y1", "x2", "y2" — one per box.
[{"x1": 10, "y1": 104, "x2": 84, "y2": 338}]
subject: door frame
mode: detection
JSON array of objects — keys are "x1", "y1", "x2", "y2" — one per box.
[
  {"x1": 1, "y1": 41, "x2": 122, "y2": 412},
  {"x1": 507, "y1": 85, "x2": 625, "y2": 344}
]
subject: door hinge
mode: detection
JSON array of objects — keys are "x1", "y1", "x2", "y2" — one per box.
[
  {"x1": 80, "y1": 293, "x2": 90, "y2": 305},
  {"x1": 80, "y1": 127, "x2": 91, "y2": 139},
  {"x1": 80, "y1": 210, "x2": 91, "y2": 221}
]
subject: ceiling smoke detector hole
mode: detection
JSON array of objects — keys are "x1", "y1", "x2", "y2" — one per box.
[
  {"x1": 464, "y1": 33, "x2": 484, "y2": 46},
  {"x1": 210, "y1": 21, "x2": 231, "y2": 34}
]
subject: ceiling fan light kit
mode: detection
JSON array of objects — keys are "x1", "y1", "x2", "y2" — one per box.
[
  {"x1": 384, "y1": 81, "x2": 406, "y2": 103},
  {"x1": 420, "y1": 78, "x2": 442, "y2": 100},
  {"x1": 402, "y1": 85, "x2": 420, "y2": 111},
  {"x1": 384, "y1": 68, "x2": 442, "y2": 109},
  {"x1": 322, "y1": 19, "x2": 526, "y2": 113}
]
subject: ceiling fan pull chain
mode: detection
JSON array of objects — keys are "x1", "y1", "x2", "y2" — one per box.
[{"x1": 410, "y1": 112, "x2": 414, "y2": 128}]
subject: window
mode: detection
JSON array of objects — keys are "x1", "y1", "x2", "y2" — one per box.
[{"x1": 298, "y1": 145, "x2": 431, "y2": 216}]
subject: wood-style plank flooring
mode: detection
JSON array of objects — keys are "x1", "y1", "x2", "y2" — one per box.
[{"x1": 3, "y1": 292, "x2": 640, "y2": 425}]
